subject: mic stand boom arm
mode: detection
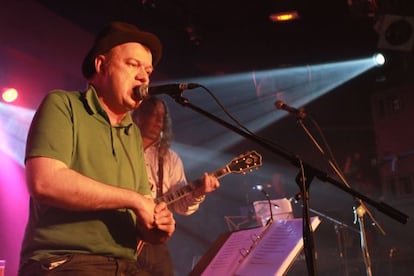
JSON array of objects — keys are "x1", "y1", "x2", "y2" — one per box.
[{"x1": 169, "y1": 94, "x2": 409, "y2": 275}]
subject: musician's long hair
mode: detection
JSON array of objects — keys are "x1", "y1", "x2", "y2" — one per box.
[{"x1": 132, "y1": 96, "x2": 172, "y2": 157}]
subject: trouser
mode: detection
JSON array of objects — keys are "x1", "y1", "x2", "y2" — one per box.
[
  {"x1": 19, "y1": 254, "x2": 145, "y2": 276},
  {"x1": 136, "y1": 243, "x2": 174, "y2": 276}
]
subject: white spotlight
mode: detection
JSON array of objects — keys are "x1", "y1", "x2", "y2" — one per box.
[
  {"x1": 373, "y1": 53, "x2": 385, "y2": 66},
  {"x1": 252, "y1": 184, "x2": 264, "y2": 191}
]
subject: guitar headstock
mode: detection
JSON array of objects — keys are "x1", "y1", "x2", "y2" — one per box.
[{"x1": 228, "y1": 150, "x2": 263, "y2": 174}]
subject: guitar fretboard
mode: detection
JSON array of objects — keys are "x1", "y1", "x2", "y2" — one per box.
[
  {"x1": 154, "y1": 166, "x2": 231, "y2": 205},
  {"x1": 154, "y1": 150, "x2": 262, "y2": 205}
]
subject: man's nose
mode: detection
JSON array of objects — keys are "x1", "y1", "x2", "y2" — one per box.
[{"x1": 136, "y1": 66, "x2": 150, "y2": 83}]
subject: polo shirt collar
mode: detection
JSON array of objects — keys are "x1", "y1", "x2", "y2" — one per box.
[{"x1": 83, "y1": 85, "x2": 134, "y2": 127}]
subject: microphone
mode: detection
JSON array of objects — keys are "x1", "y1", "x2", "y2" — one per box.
[
  {"x1": 261, "y1": 190, "x2": 274, "y2": 226},
  {"x1": 134, "y1": 83, "x2": 200, "y2": 100},
  {"x1": 275, "y1": 100, "x2": 307, "y2": 119}
]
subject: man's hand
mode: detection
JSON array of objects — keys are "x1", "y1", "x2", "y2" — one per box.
[
  {"x1": 135, "y1": 200, "x2": 175, "y2": 244},
  {"x1": 192, "y1": 173, "x2": 220, "y2": 198},
  {"x1": 153, "y1": 202, "x2": 175, "y2": 242}
]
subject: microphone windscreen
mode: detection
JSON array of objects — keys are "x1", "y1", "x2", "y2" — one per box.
[{"x1": 275, "y1": 100, "x2": 284, "y2": 109}]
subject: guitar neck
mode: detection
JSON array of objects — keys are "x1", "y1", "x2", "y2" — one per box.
[
  {"x1": 154, "y1": 165, "x2": 231, "y2": 205},
  {"x1": 154, "y1": 150, "x2": 263, "y2": 205},
  {"x1": 210, "y1": 165, "x2": 232, "y2": 180}
]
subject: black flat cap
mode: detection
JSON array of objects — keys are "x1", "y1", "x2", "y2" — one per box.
[{"x1": 81, "y1": 21, "x2": 162, "y2": 79}]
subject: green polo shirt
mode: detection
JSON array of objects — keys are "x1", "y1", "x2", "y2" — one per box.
[{"x1": 20, "y1": 86, "x2": 150, "y2": 264}]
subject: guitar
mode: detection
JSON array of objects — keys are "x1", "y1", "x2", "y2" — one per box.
[
  {"x1": 136, "y1": 150, "x2": 263, "y2": 255},
  {"x1": 154, "y1": 150, "x2": 263, "y2": 205}
]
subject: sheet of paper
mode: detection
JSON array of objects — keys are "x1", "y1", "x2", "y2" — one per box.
[
  {"x1": 200, "y1": 217, "x2": 321, "y2": 276},
  {"x1": 201, "y1": 226, "x2": 264, "y2": 276},
  {"x1": 235, "y1": 217, "x2": 321, "y2": 276}
]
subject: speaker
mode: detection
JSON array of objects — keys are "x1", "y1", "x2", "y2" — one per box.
[{"x1": 377, "y1": 14, "x2": 414, "y2": 52}]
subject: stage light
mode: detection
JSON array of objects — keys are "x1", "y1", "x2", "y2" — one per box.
[
  {"x1": 373, "y1": 53, "x2": 385, "y2": 66},
  {"x1": 269, "y1": 11, "x2": 300, "y2": 22},
  {"x1": 252, "y1": 184, "x2": 264, "y2": 191},
  {"x1": 268, "y1": 0, "x2": 301, "y2": 23},
  {"x1": 2, "y1": 87, "x2": 18, "y2": 103}
]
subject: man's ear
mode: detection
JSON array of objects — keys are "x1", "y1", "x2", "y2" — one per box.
[{"x1": 94, "y1": 54, "x2": 106, "y2": 74}]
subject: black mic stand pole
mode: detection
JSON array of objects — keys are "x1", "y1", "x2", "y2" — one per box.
[
  {"x1": 296, "y1": 118, "x2": 385, "y2": 276},
  {"x1": 306, "y1": 204, "x2": 361, "y2": 276},
  {"x1": 169, "y1": 93, "x2": 409, "y2": 276}
]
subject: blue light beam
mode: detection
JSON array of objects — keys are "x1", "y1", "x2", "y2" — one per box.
[
  {"x1": 0, "y1": 103, "x2": 35, "y2": 166},
  {"x1": 166, "y1": 55, "x2": 380, "y2": 153}
]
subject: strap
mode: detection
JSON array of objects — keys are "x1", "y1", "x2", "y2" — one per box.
[{"x1": 157, "y1": 151, "x2": 164, "y2": 197}]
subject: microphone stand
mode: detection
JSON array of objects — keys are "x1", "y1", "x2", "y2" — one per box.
[
  {"x1": 305, "y1": 204, "x2": 361, "y2": 276},
  {"x1": 296, "y1": 118, "x2": 385, "y2": 276},
  {"x1": 168, "y1": 93, "x2": 408, "y2": 275}
]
